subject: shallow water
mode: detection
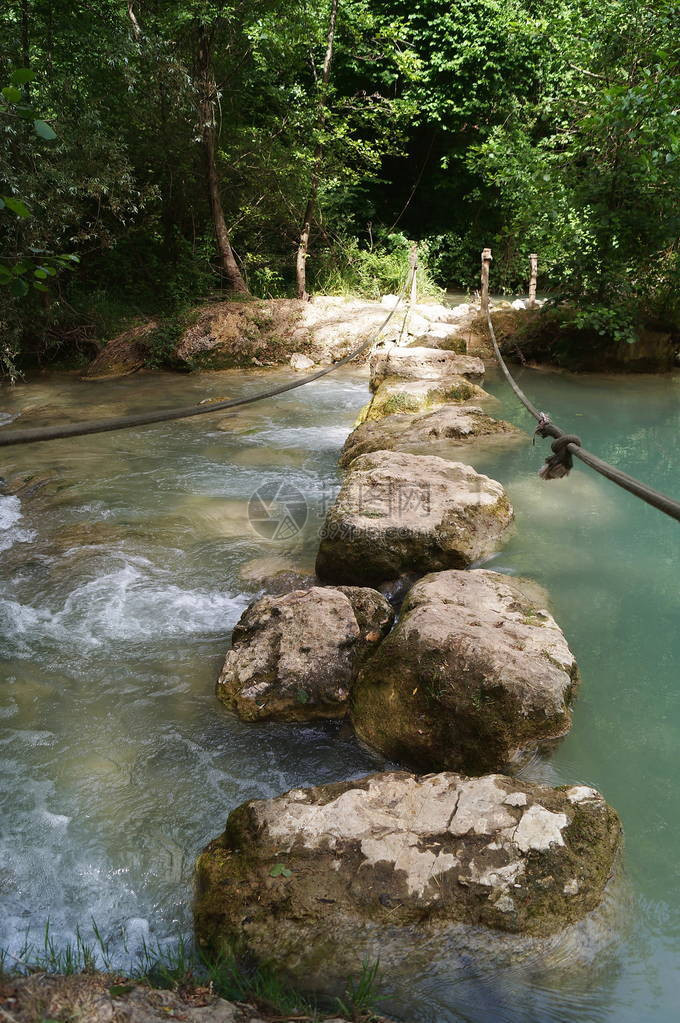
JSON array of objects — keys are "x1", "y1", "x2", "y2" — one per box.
[{"x1": 1, "y1": 363, "x2": 679, "y2": 1021}]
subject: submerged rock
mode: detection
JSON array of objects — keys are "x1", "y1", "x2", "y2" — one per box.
[
  {"x1": 194, "y1": 770, "x2": 621, "y2": 993},
  {"x1": 315, "y1": 451, "x2": 513, "y2": 586},
  {"x1": 216, "y1": 585, "x2": 393, "y2": 721},
  {"x1": 352, "y1": 570, "x2": 579, "y2": 773},
  {"x1": 357, "y1": 375, "x2": 492, "y2": 423},
  {"x1": 340, "y1": 405, "x2": 524, "y2": 467},
  {"x1": 369, "y1": 346, "x2": 485, "y2": 390}
]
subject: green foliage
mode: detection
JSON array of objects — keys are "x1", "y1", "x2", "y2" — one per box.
[
  {"x1": 313, "y1": 232, "x2": 442, "y2": 300},
  {"x1": 1, "y1": 0, "x2": 678, "y2": 373},
  {"x1": 2, "y1": 920, "x2": 387, "y2": 1022},
  {"x1": 335, "y1": 958, "x2": 382, "y2": 1020}
]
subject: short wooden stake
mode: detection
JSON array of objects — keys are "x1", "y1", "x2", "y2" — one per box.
[
  {"x1": 528, "y1": 253, "x2": 538, "y2": 308},
  {"x1": 409, "y1": 242, "x2": 418, "y2": 309},
  {"x1": 481, "y1": 247, "x2": 492, "y2": 315}
]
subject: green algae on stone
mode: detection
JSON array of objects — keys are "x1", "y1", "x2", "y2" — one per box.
[{"x1": 194, "y1": 771, "x2": 621, "y2": 996}]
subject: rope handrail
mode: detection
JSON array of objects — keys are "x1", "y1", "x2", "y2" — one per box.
[
  {"x1": 0, "y1": 270, "x2": 414, "y2": 449},
  {"x1": 485, "y1": 307, "x2": 680, "y2": 524}
]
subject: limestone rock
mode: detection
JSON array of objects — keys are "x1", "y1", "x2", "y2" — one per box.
[
  {"x1": 369, "y1": 346, "x2": 485, "y2": 390},
  {"x1": 356, "y1": 375, "x2": 493, "y2": 424},
  {"x1": 340, "y1": 405, "x2": 524, "y2": 467},
  {"x1": 409, "y1": 330, "x2": 466, "y2": 353},
  {"x1": 352, "y1": 569, "x2": 579, "y2": 773},
  {"x1": 289, "y1": 352, "x2": 315, "y2": 370},
  {"x1": 194, "y1": 770, "x2": 621, "y2": 993},
  {"x1": 216, "y1": 585, "x2": 393, "y2": 721},
  {"x1": 315, "y1": 451, "x2": 513, "y2": 586}
]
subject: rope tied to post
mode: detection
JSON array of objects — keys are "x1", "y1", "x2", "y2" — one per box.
[{"x1": 538, "y1": 434, "x2": 582, "y2": 479}]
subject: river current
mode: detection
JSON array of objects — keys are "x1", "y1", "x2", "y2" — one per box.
[{"x1": 1, "y1": 362, "x2": 679, "y2": 1022}]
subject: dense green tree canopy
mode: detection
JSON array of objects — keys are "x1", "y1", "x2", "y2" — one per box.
[{"x1": 1, "y1": 0, "x2": 678, "y2": 373}]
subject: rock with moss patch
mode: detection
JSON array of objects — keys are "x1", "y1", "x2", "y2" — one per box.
[
  {"x1": 356, "y1": 375, "x2": 492, "y2": 424},
  {"x1": 194, "y1": 770, "x2": 621, "y2": 993},
  {"x1": 315, "y1": 451, "x2": 513, "y2": 586},
  {"x1": 352, "y1": 569, "x2": 579, "y2": 773},
  {"x1": 216, "y1": 586, "x2": 393, "y2": 721},
  {"x1": 340, "y1": 405, "x2": 524, "y2": 468},
  {"x1": 369, "y1": 346, "x2": 485, "y2": 390}
]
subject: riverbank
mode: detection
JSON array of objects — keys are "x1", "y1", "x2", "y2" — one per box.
[{"x1": 74, "y1": 296, "x2": 679, "y2": 381}]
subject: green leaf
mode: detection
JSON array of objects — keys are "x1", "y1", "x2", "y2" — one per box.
[
  {"x1": 269, "y1": 863, "x2": 293, "y2": 878},
  {"x1": 34, "y1": 268, "x2": 49, "y2": 279},
  {"x1": 0, "y1": 197, "x2": 4, "y2": 209},
  {"x1": 108, "y1": 985, "x2": 135, "y2": 998},
  {"x1": 10, "y1": 68, "x2": 36, "y2": 85},
  {"x1": 2, "y1": 195, "x2": 31, "y2": 218},
  {"x1": 33, "y1": 281, "x2": 50, "y2": 292},
  {"x1": 1, "y1": 86, "x2": 22, "y2": 103},
  {"x1": 11, "y1": 278, "x2": 29, "y2": 297},
  {"x1": 34, "y1": 119, "x2": 58, "y2": 140}
]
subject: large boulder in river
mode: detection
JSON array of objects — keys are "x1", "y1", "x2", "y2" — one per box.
[
  {"x1": 315, "y1": 451, "x2": 513, "y2": 586},
  {"x1": 352, "y1": 570, "x2": 579, "y2": 773},
  {"x1": 357, "y1": 375, "x2": 491, "y2": 424},
  {"x1": 194, "y1": 770, "x2": 621, "y2": 993},
  {"x1": 369, "y1": 346, "x2": 485, "y2": 390},
  {"x1": 216, "y1": 586, "x2": 393, "y2": 721},
  {"x1": 340, "y1": 405, "x2": 524, "y2": 468}
]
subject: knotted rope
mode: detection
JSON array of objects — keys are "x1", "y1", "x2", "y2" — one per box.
[{"x1": 485, "y1": 306, "x2": 680, "y2": 523}]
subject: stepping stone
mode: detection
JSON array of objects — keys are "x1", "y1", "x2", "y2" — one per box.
[
  {"x1": 352, "y1": 569, "x2": 579, "y2": 773},
  {"x1": 195, "y1": 770, "x2": 621, "y2": 994},
  {"x1": 357, "y1": 375, "x2": 491, "y2": 423},
  {"x1": 315, "y1": 451, "x2": 513, "y2": 586},
  {"x1": 340, "y1": 404, "x2": 524, "y2": 467},
  {"x1": 217, "y1": 585, "x2": 393, "y2": 721},
  {"x1": 369, "y1": 346, "x2": 485, "y2": 389}
]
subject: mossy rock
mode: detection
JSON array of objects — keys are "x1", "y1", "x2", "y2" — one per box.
[
  {"x1": 352, "y1": 569, "x2": 579, "y2": 773},
  {"x1": 194, "y1": 770, "x2": 621, "y2": 995}
]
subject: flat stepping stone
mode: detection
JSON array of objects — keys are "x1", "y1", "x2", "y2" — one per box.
[
  {"x1": 217, "y1": 585, "x2": 393, "y2": 721},
  {"x1": 369, "y1": 346, "x2": 485, "y2": 390},
  {"x1": 352, "y1": 569, "x2": 579, "y2": 773},
  {"x1": 357, "y1": 375, "x2": 491, "y2": 424},
  {"x1": 340, "y1": 404, "x2": 524, "y2": 467},
  {"x1": 315, "y1": 451, "x2": 513, "y2": 585},
  {"x1": 195, "y1": 770, "x2": 621, "y2": 994}
]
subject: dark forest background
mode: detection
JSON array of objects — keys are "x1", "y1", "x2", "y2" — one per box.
[{"x1": 1, "y1": 0, "x2": 678, "y2": 374}]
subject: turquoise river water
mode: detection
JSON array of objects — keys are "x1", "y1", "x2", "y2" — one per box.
[{"x1": 0, "y1": 361, "x2": 679, "y2": 1021}]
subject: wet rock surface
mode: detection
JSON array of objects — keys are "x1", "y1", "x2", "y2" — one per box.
[
  {"x1": 194, "y1": 770, "x2": 621, "y2": 992},
  {"x1": 352, "y1": 569, "x2": 579, "y2": 773},
  {"x1": 216, "y1": 585, "x2": 394, "y2": 721},
  {"x1": 369, "y1": 346, "x2": 485, "y2": 389},
  {"x1": 315, "y1": 451, "x2": 513, "y2": 586},
  {"x1": 340, "y1": 405, "x2": 524, "y2": 467},
  {"x1": 357, "y1": 375, "x2": 492, "y2": 423}
]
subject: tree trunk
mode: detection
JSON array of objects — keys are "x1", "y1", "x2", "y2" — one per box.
[
  {"x1": 197, "y1": 24, "x2": 249, "y2": 295},
  {"x1": 295, "y1": 0, "x2": 339, "y2": 301}
]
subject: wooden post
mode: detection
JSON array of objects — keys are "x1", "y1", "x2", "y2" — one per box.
[
  {"x1": 481, "y1": 247, "x2": 492, "y2": 315},
  {"x1": 528, "y1": 253, "x2": 538, "y2": 309},
  {"x1": 409, "y1": 242, "x2": 418, "y2": 309}
]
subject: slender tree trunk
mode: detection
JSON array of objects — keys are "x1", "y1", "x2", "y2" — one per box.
[
  {"x1": 197, "y1": 24, "x2": 249, "y2": 294},
  {"x1": 21, "y1": 0, "x2": 31, "y2": 97},
  {"x1": 127, "y1": 2, "x2": 141, "y2": 40},
  {"x1": 296, "y1": 0, "x2": 339, "y2": 301}
]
